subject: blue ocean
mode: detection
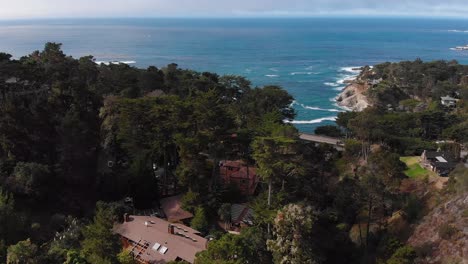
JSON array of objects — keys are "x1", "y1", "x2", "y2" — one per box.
[{"x1": 1, "y1": 18, "x2": 468, "y2": 132}]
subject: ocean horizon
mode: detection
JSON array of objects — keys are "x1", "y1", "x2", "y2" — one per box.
[{"x1": 1, "y1": 17, "x2": 468, "y2": 132}]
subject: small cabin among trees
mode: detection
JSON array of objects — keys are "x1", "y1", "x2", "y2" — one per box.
[
  {"x1": 440, "y1": 96, "x2": 458, "y2": 107},
  {"x1": 420, "y1": 150, "x2": 457, "y2": 176},
  {"x1": 160, "y1": 194, "x2": 194, "y2": 223},
  {"x1": 219, "y1": 160, "x2": 259, "y2": 196},
  {"x1": 229, "y1": 204, "x2": 254, "y2": 233}
]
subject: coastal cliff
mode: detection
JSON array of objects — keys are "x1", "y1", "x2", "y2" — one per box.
[
  {"x1": 335, "y1": 67, "x2": 373, "y2": 111},
  {"x1": 335, "y1": 81, "x2": 370, "y2": 111}
]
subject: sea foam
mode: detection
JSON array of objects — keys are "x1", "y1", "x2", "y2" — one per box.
[
  {"x1": 340, "y1": 66, "x2": 362, "y2": 74},
  {"x1": 324, "y1": 82, "x2": 340, "y2": 87},
  {"x1": 448, "y1": 29, "x2": 468, "y2": 33},
  {"x1": 284, "y1": 116, "x2": 337, "y2": 124},
  {"x1": 335, "y1": 66, "x2": 363, "y2": 85},
  {"x1": 291, "y1": 101, "x2": 343, "y2": 113},
  {"x1": 290, "y1": 72, "x2": 317, "y2": 76},
  {"x1": 300, "y1": 104, "x2": 342, "y2": 113}
]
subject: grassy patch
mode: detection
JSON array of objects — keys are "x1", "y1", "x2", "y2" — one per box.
[{"x1": 400, "y1": 156, "x2": 433, "y2": 179}]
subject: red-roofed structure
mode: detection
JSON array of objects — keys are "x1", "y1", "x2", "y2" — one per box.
[
  {"x1": 160, "y1": 195, "x2": 193, "y2": 223},
  {"x1": 114, "y1": 215, "x2": 207, "y2": 264},
  {"x1": 219, "y1": 160, "x2": 258, "y2": 196}
]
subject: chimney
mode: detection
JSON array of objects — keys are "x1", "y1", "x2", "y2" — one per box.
[
  {"x1": 168, "y1": 224, "x2": 175, "y2": 234},
  {"x1": 124, "y1": 213, "x2": 129, "y2": 222}
]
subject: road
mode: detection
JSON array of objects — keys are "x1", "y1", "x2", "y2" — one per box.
[{"x1": 299, "y1": 133, "x2": 342, "y2": 145}]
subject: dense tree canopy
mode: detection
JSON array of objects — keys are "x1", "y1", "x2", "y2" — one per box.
[{"x1": 0, "y1": 45, "x2": 466, "y2": 264}]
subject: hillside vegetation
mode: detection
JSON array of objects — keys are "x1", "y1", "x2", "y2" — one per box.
[{"x1": 0, "y1": 44, "x2": 467, "y2": 264}]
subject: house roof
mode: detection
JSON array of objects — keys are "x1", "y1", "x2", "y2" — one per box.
[
  {"x1": 441, "y1": 96, "x2": 457, "y2": 101},
  {"x1": 230, "y1": 166, "x2": 256, "y2": 180},
  {"x1": 221, "y1": 160, "x2": 245, "y2": 168},
  {"x1": 220, "y1": 160, "x2": 256, "y2": 180},
  {"x1": 160, "y1": 195, "x2": 194, "y2": 222},
  {"x1": 113, "y1": 215, "x2": 207, "y2": 263},
  {"x1": 230, "y1": 204, "x2": 254, "y2": 225},
  {"x1": 424, "y1": 151, "x2": 452, "y2": 160},
  {"x1": 432, "y1": 161, "x2": 457, "y2": 169},
  {"x1": 435, "y1": 156, "x2": 448, "y2": 163}
]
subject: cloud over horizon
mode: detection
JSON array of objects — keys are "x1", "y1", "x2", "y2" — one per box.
[{"x1": 1, "y1": 0, "x2": 468, "y2": 19}]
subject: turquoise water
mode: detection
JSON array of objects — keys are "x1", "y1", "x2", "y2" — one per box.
[{"x1": 1, "y1": 18, "x2": 468, "y2": 132}]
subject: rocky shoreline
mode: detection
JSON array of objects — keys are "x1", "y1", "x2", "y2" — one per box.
[{"x1": 335, "y1": 67, "x2": 372, "y2": 112}]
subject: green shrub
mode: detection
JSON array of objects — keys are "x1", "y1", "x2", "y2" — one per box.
[
  {"x1": 336, "y1": 223, "x2": 349, "y2": 231},
  {"x1": 30, "y1": 222, "x2": 41, "y2": 230},
  {"x1": 181, "y1": 190, "x2": 201, "y2": 213},
  {"x1": 400, "y1": 99, "x2": 420, "y2": 111},
  {"x1": 386, "y1": 246, "x2": 416, "y2": 264},
  {"x1": 403, "y1": 194, "x2": 424, "y2": 223},
  {"x1": 190, "y1": 207, "x2": 209, "y2": 234},
  {"x1": 117, "y1": 249, "x2": 136, "y2": 264},
  {"x1": 315, "y1": 125, "x2": 344, "y2": 138}
]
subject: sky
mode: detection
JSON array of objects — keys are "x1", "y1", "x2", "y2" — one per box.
[{"x1": 1, "y1": 0, "x2": 468, "y2": 19}]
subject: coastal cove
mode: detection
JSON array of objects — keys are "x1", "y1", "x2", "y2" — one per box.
[{"x1": 2, "y1": 18, "x2": 468, "y2": 132}]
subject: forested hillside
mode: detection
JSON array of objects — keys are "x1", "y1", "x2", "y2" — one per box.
[
  {"x1": 330, "y1": 60, "x2": 468, "y2": 156},
  {"x1": 321, "y1": 59, "x2": 468, "y2": 263},
  {"x1": 0, "y1": 43, "x2": 298, "y2": 263},
  {"x1": 0, "y1": 45, "x2": 467, "y2": 264}
]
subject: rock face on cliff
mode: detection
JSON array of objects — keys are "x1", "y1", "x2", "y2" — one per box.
[
  {"x1": 407, "y1": 193, "x2": 468, "y2": 264},
  {"x1": 335, "y1": 81, "x2": 370, "y2": 112},
  {"x1": 335, "y1": 67, "x2": 373, "y2": 112}
]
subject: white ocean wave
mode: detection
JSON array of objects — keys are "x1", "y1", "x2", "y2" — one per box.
[
  {"x1": 448, "y1": 29, "x2": 468, "y2": 33},
  {"x1": 265, "y1": 74, "x2": 279, "y2": 77},
  {"x1": 340, "y1": 66, "x2": 362, "y2": 74},
  {"x1": 332, "y1": 102, "x2": 352, "y2": 111},
  {"x1": 333, "y1": 86, "x2": 345, "y2": 91},
  {"x1": 336, "y1": 75, "x2": 358, "y2": 84},
  {"x1": 292, "y1": 101, "x2": 343, "y2": 112},
  {"x1": 290, "y1": 72, "x2": 317, "y2": 76},
  {"x1": 284, "y1": 116, "x2": 337, "y2": 124},
  {"x1": 324, "y1": 82, "x2": 340, "y2": 87},
  {"x1": 301, "y1": 104, "x2": 342, "y2": 112},
  {"x1": 95, "y1": 60, "x2": 136, "y2": 65},
  {"x1": 329, "y1": 97, "x2": 352, "y2": 111},
  {"x1": 335, "y1": 65, "x2": 368, "y2": 85},
  {"x1": 269, "y1": 67, "x2": 279, "y2": 72}
]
